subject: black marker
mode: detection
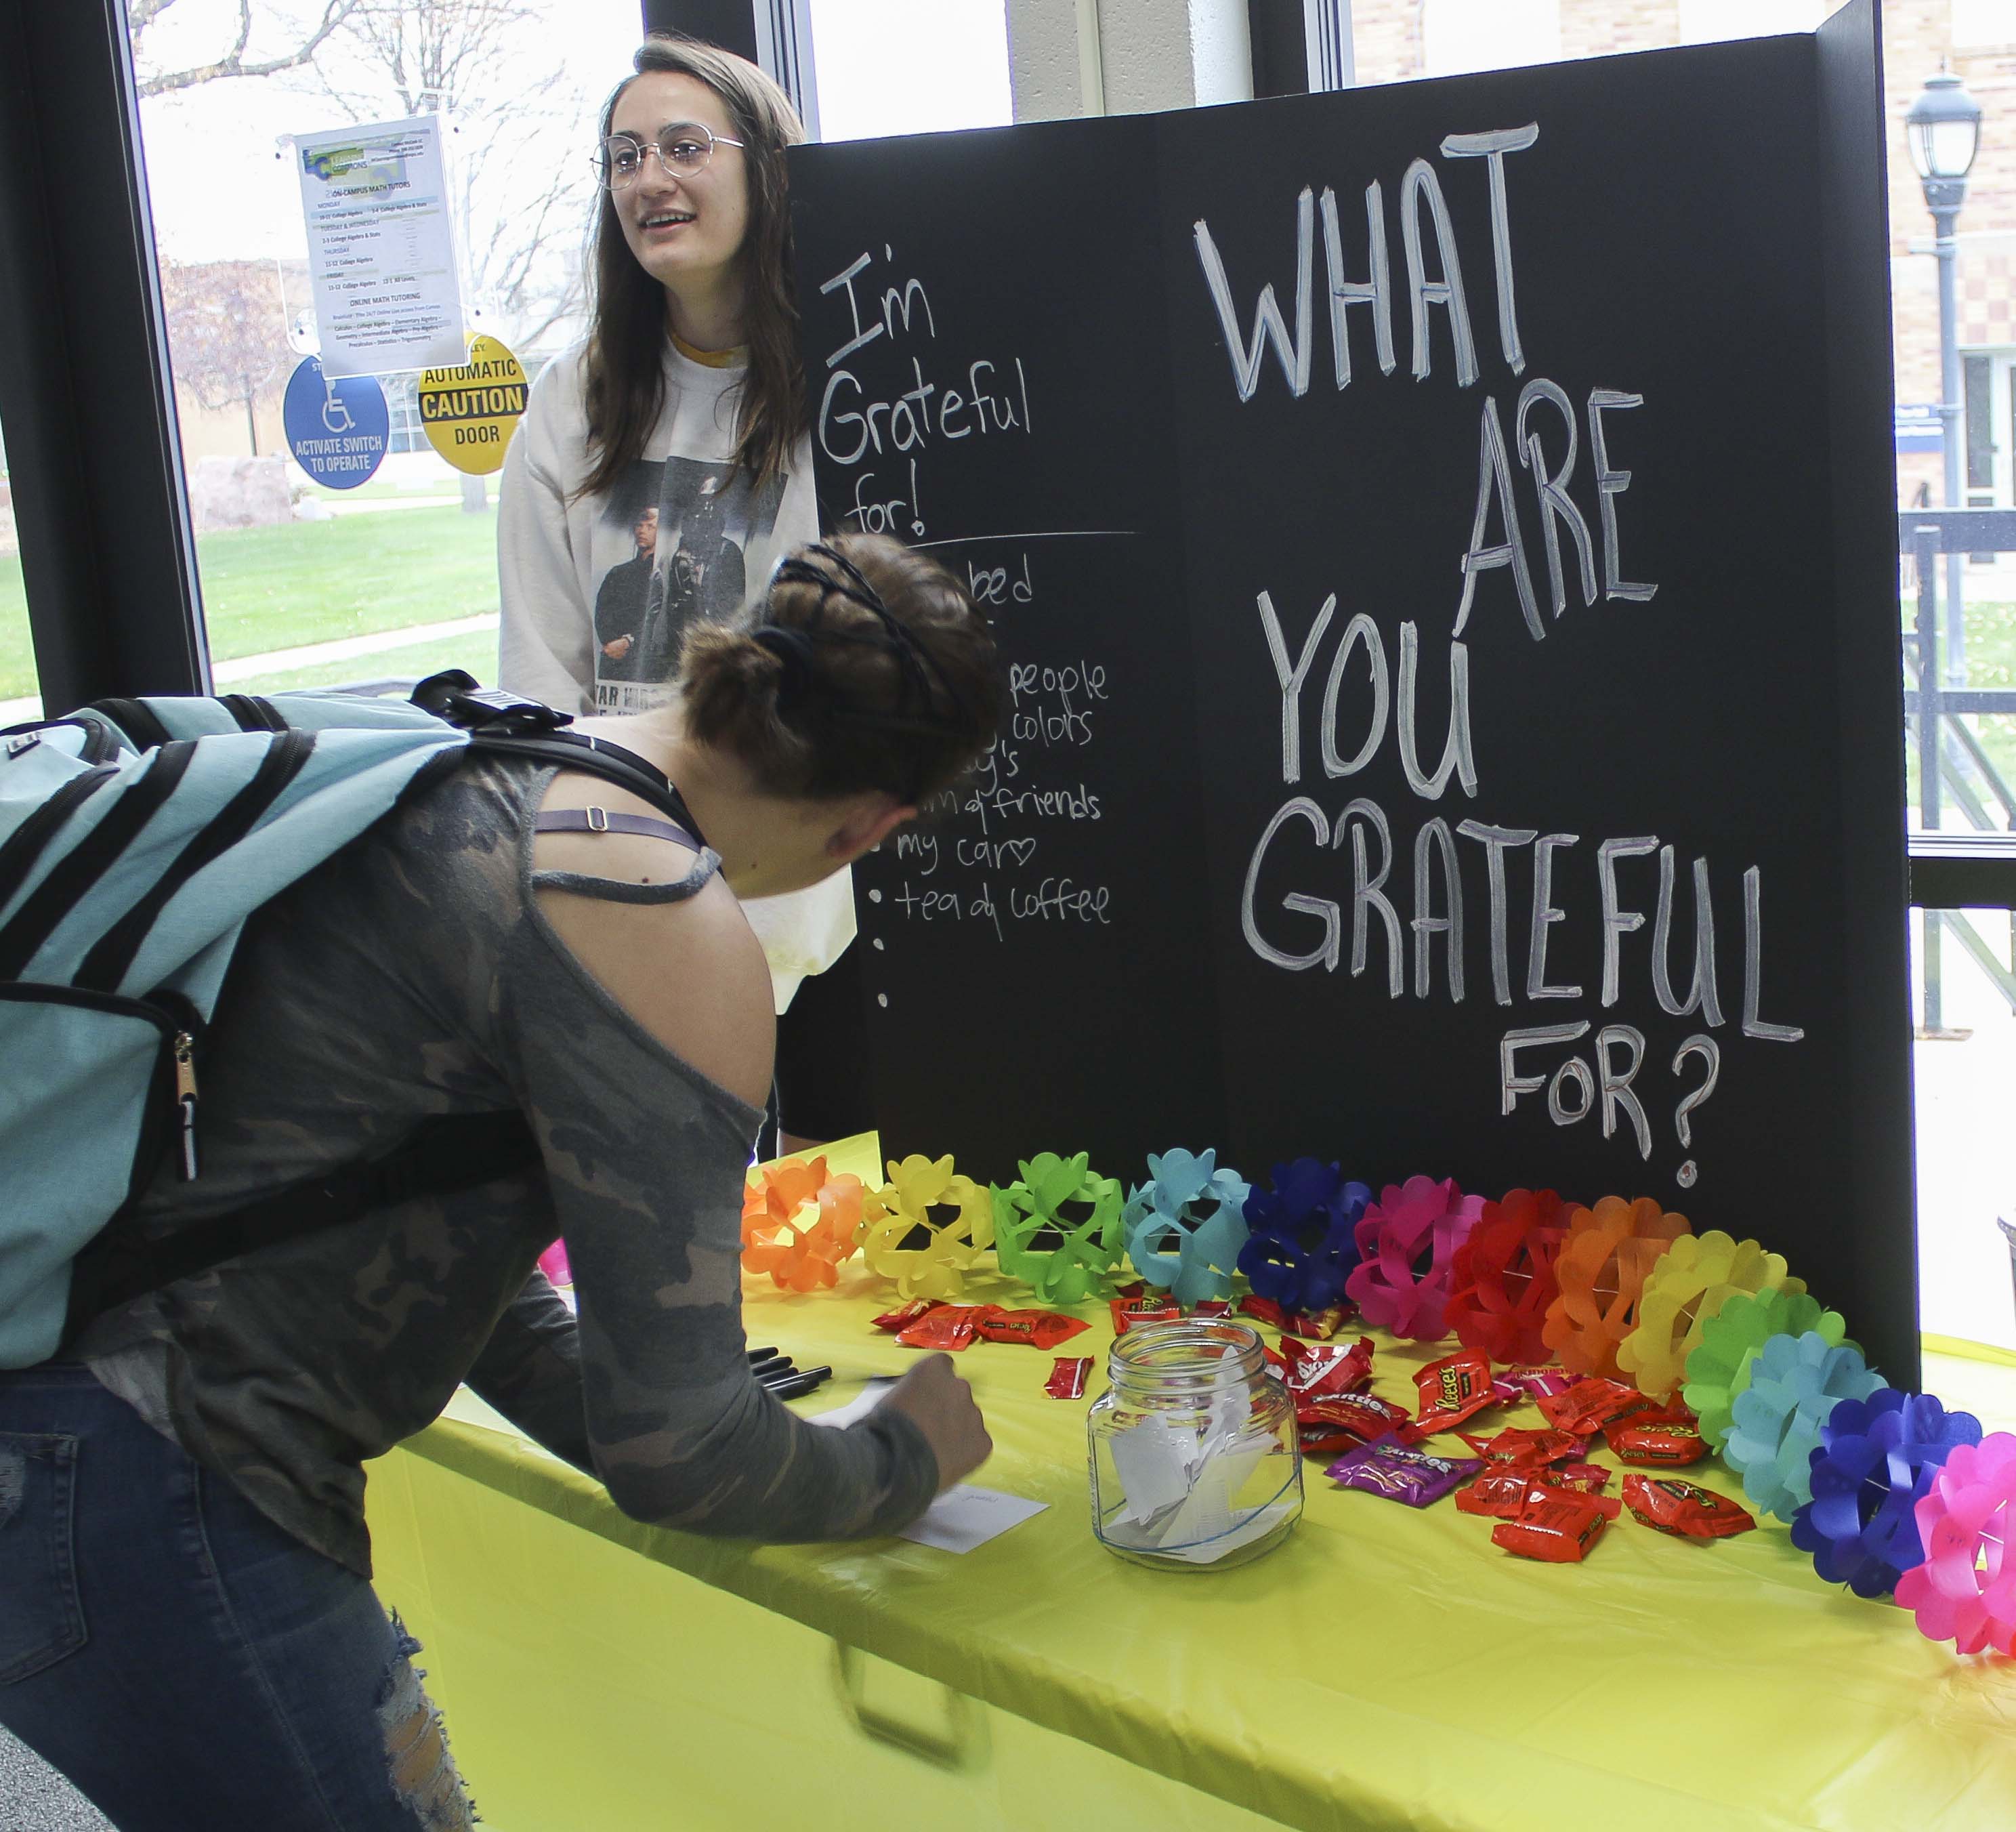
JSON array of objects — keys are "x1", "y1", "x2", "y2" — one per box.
[
  {"x1": 746, "y1": 1346, "x2": 778, "y2": 1363},
  {"x1": 766, "y1": 1368, "x2": 833, "y2": 1401},
  {"x1": 749, "y1": 1355, "x2": 794, "y2": 1382}
]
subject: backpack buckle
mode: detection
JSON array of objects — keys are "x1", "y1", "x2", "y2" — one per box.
[{"x1": 411, "y1": 670, "x2": 574, "y2": 736}]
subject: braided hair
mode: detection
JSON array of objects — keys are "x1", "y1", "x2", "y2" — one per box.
[{"x1": 676, "y1": 535, "x2": 1003, "y2": 804}]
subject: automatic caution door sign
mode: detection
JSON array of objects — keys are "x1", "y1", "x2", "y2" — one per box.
[{"x1": 417, "y1": 335, "x2": 527, "y2": 474}]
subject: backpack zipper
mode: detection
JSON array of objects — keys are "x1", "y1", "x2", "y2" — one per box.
[{"x1": 173, "y1": 1030, "x2": 200, "y2": 1180}]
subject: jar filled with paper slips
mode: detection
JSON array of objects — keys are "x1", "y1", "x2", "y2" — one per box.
[{"x1": 1087, "y1": 1319, "x2": 1301, "y2": 1570}]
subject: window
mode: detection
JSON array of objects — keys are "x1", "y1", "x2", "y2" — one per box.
[
  {"x1": 1952, "y1": 0, "x2": 2016, "y2": 50},
  {"x1": 0, "y1": 410, "x2": 33, "y2": 724},
  {"x1": 807, "y1": 0, "x2": 1011, "y2": 141},
  {"x1": 1677, "y1": 0, "x2": 1827, "y2": 43},
  {"x1": 1420, "y1": 0, "x2": 1560, "y2": 77},
  {"x1": 127, "y1": 1, "x2": 643, "y2": 698}
]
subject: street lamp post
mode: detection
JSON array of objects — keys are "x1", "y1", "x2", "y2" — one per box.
[{"x1": 1907, "y1": 70, "x2": 1983, "y2": 692}]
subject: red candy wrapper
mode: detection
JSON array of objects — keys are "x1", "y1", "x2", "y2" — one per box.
[
  {"x1": 1190, "y1": 1300, "x2": 1233, "y2": 1318},
  {"x1": 1280, "y1": 1335, "x2": 1375, "y2": 1401},
  {"x1": 1238, "y1": 1295, "x2": 1352, "y2": 1340},
  {"x1": 1537, "y1": 1377, "x2": 1657, "y2": 1438},
  {"x1": 1111, "y1": 1294, "x2": 1183, "y2": 1335},
  {"x1": 1550, "y1": 1461, "x2": 1614, "y2": 1495},
  {"x1": 978, "y1": 1308, "x2": 1091, "y2": 1350},
  {"x1": 1405, "y1": 1350, "x2": 1500, "y2": 1438},
  {"x1": 1295, "y1": 1392, "x2": 1410, "y2": 1455},
  {"x1": 1606, "y1": 1404, "x2": 1707, "y2": 1467},
  {"x1": 896, "y1": 1305, "x2": 982, "y2": 1351},
  {"x1": 1045, "y1": 1356, "x2": 1092, "y2": 1399},
  {"x1": 1457, "y1": 1427, "x2": 1587, "y2": 1472},
  {"x1": 1458, "y1": 1474, "x2": 1622, "y2": 1522},
  {"x1": 873, "y1": 1299, "x2": 943, "y2": 1333},
  {"x1": 1326, "y1": 1435, "x2": 1484, "y2": 1506},
  {"x1": 1496, "y1": 1365, "x2": 1576, "y2": 1404},
  {"x1": 1621, "y1": 1475, "x2": 1757, "y2": 1539},
  {"x1": 1490, "y1": 1486, "x2": 1612, "y2": 1562}
]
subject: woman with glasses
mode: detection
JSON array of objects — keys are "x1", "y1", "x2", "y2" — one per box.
[{"x1": 498, "y1": 33, "x2": 864, "y2": 1146}]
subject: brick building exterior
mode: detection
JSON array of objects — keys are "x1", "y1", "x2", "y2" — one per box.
[{"x1": 1347, "y1": 0, "x2": 2016, "y2": 509}]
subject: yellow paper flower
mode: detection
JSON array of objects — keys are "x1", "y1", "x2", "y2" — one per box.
[
  {"x1": 740, "y1": 1155, "x2": 866, "y2": 1293},
  {"x1": 860, "y1": 1154, "x2": 995, "y2": 1301},
  {"x1": 1540, "y1": 1195, "x2": 1692, "y2": 1381},
  {"x1": 1616, "y1": 1231, "x2": 1803, "y2": 1400}
]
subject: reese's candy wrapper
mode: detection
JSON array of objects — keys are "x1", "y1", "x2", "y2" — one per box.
[
  {"x1": 1537, "y1": 1377, "x2": 1657, "y2": 1438},
  {"x1": 1404, "y1": 1350, "x2": 1500, "y2": 1438},
  {"x1": 1046, "y1": 1356, "x2": 1092, "y2": 1399},
  {"x1": 1458, "y1": 1426, "x2": 1588, "y2": 1472},
  {"x1": 978, "y1": 1308, "x2": 1091, "y2": 1350},
  {"x1": 1111, "y1": 1294, "x2": 1182, "y2": 1335},
  {"x1": 1239, "y1": 1295, "x2": 1351, "y2": 1339},
  {"x1": 1296, "y1": 1392, "x2": 1409, "y2": 1455},
  {"x1": 1454, "y1": 1470, "x2": 1538, "y2": 1518},
  {"x1": 1240, "y1": 1295, "x2": 1292, "y2": 1331},
  {"x1": 1621, "y1": 1474, "x2": 1757, "y2": 1539},
  {"x1": 1494, "y1": 1365, "x2": 1576, "y2": 1404},
  {"x1": 1326, "y1": 1435, "x2": 1484, "y2": 1507},
  {"x1": 1190, "y1": 1300, "x2": 1233, "y2": 1318},
  {"x1": 1280, "y1": 1335, "x2": 1375, "y2": 1400},
  {"x1": 1608, "y1": 1406, "x2": 1707, "y2": 1467},
  {"x1": 897, "y1": 1305, "x2": 982, "y2": 1351},
  {"x1": 1550, "y1": 1461, "x2": 1614, "y2": 1495},
  {"x1": 1490, "y1": 1487, "x2": 1612, "y2": 1562},
  {"x1": 873, "y1": 1299, "x2": 943, "y2": 1333}
]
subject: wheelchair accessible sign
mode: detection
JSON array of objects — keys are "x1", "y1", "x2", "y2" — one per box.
[
  {"x1": 417, "y1": 335, "x2": 526, "y2": 475},
  {"x1": 283, "y1": 356, "x2": 390, "y2": 488}
]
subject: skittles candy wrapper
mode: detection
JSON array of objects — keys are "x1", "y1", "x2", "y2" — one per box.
[
  {"x1": 1404, "y1": 1350, "x2": 1500, "y2": 1438},
  {"x1": 1296, "y1": 1392, "x2": 1409, "y2": 1455},
  {"x1": 1280, "y1": 1335, "x2": 1375, "y2": 1400},
  {"x1": 978, "y1": 1308, "x2": 1091, "y2": 1350},
  {"x1": 1046, "y1": 1356, "x2": 1092, "y2": 1400},
  {"x1": 873, "y1": 1299, "x2": 943, "y2": 1333},
  {"x1": 897, "y1": 1306, "x2": 982, "y2": 1352},
  {"x1": 1112, "y1": 1295, "x2": 1183, "y2": 1335},
  {"x1": 1608, "y1": 1407, "x2": 1707, "y2": 1466},
  {"x1": 1621, "y1": 1475, "x2": 1757, "y2": 1539},
  {"x1": 1538, "y1": 1377, "x2": 1657, "y2": 1438},
  {"x1": 1326, "y1": 1436, "x2": 1484, "y2": 1507},
  {"x1": 1490, "y1": 1487, "x2": 1612, "y2": 1562}
]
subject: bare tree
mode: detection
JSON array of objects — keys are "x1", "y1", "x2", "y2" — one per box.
[
  {"x1": 159, "y1": 260, "x2": 292, "y2": 454},
  {"x1": 129, "y1": 0, "x2": 364, "y2": 98}
]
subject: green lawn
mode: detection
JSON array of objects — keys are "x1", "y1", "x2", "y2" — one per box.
[
  {"x1": 1906, "y1": 598, "x2": 2016, "y2": 820},
  {"x1": 231, "y1": 624, "x2": 499, "y2": 696},
  {"x1": 0, "y1": 505, "x2": 499, "y2": 699}
]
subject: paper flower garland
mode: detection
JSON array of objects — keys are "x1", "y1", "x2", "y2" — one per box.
[
  {"x1": 992, "y1": 1151, "x2": 1125, "y2": 1305},
  {"x1": 1540, "y1": 1196, "x2": 1692, "y2": 1381},
  {"x1": 860, "y1": 1154, "x2": 995, "y2": 1302},
  {"x1": 1616, "y1": 1231, "x2": 1803, "y2": 1401},
  {"x1": 1445, "y1": 1188, "x2": 1570, "y2": 1366},
  {"x1": 1343, "y1": 1176, "x2": 1486, "y2": 1340},
  {"x1": 1721, "y1": 1331, "x2": 1887, "y2": 1521},
  {"x1": 1123, "y1": 1148, "x2": 1252, "y2": 1308},
  {"x1": 1683, "y1": 1286, "x2": 1851, "y2": 1449},
  {"x1": 1895, "y1": 1434, "x2": 2016, "y2": 1654},
  {"x1": 1790, "y1": 1390, "x2": 1981, "y2": 1598},
  {"x1": 1235, "y1": 1159, "x2": 1369, "y2": 1316},
  {"x1": 741, "y1": 1155, "x2": 866, "y2": 1293}
]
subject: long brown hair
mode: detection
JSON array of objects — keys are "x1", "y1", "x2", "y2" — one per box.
[
  {"x1": 578, "y1": 35, "x2": 805, "y2": 502},
  {"x1": 679, "y1": 536, "x2": 1005, "y2": 806}
]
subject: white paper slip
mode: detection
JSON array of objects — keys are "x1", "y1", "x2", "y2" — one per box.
[{"x1": 897, "y1": 1486, "x2": 1049, "y2": 1554}]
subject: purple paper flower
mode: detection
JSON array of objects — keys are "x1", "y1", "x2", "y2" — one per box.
[
  {"x1": 1236, "y1": 1159, "x2": 1369, "y2": 1315},
  {"x1": 1788, "y1": 1388, "x2": 1983, "y2": 1598}
]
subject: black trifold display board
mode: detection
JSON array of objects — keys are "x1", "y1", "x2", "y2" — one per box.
[{"x1": 789, "y1": 0, "x2": 1916, "y2": 1383}]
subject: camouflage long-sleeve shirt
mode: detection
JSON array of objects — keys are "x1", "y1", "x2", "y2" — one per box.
[{"x1": 72, "y1": 755, "x2": 935, "y2": 1577}]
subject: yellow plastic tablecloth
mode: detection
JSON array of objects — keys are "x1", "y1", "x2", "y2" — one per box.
[{"x1": 369, "y1": 1134, "x2": 2016, "y2": 1832}]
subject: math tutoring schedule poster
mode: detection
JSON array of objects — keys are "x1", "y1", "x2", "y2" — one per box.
[
  {"x1": 792, "y1": 6, "x2": 1914, "y2": 1378},
  {"x1": 295, "y1": 116, "x2": 466, "y2": 378}
]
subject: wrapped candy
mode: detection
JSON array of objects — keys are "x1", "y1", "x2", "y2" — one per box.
[
  {"x1": 741, "y1": 1155, "x2": 866, "y2": 1293},
  {"x1": 1326, "y1": 1436, "x2": 1482, "y2": 1506},
  {"x1": 1721, "y1": 1332, "x2": 1887, "y2": 1522},
  {"x1": 1681, "y1": 1285, "x2": 1852, "y2": 1450},
  {"x1": 1122, "y1": 1149, "x2": 1252, "y2": 1308},
  {"x1": 860, "y1": 1154, "x2": 994, "y2": 1302},
  {"x1": 1608, "y1": 1405, "x2": 1707, "y2": 1466},
  {"x1": 1540, "y1": 1196, "x2": 1692, "y2": 1381},
  {"x1": 1236, "y1": 1159, "x2": 1369, "y2": 1317},
  {"x1": 1621, "y1": 1475, "x2": 1757, "y2": 1539},
  {"x1": 1789, "y1": 1389, "x2": 1981, "y2": 1598},
  {"x1": 1446, "y1": 1188, "x2": 1570, "y2": 1367},
  {"x1": 1406, "y1": 1349, "x2": 1501, "y2": 1437},
  {"x1": 1490, "y1": 1486, "x2": 1614, "y2": 1562},
  {"x1": 1344, "y1": 1175, "x2": 1485, "y2": 1341},
  {"x1": 1615, "y1": 1230, "x2": 1803, "y2": 1400},
  {"x1": 992, "y1": 1151, "x2": 1127, "y2": 1305},
  {"x1": 1894, "y1": 1434, "x2": 2016, "y2": 1653}
]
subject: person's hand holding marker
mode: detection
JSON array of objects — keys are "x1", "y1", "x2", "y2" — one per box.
[{"x1": 881, "y1": 1353, "x2": 992, "y2": 1493}]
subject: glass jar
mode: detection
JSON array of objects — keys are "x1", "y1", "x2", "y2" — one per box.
[{"x1": 1087, "y1": 1319, "x2": 1303, "y2": 1570}]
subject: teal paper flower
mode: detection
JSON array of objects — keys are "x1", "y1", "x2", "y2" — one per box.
[
  {"x1": 1683, "y1": 1287, "x2": 1852, "y2": 1450},
  {"x1": 992, "y1": 1151, "x2": 1125, "y2": 1306},
  {"x1": 1723, "y1": 1331, "x2": 1886, "y2": 1521},
  {"x1": 1124, "y1": 1148, "x2": 1252, "y2": 1308}
]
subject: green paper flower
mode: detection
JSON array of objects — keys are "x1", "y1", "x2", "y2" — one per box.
[
  {"x1": 992, "y1": 1151, "x2": 1125, "y2": 1306},
  {"x1": 1683, "y1": 1287, "x2": 1851, "y2": 1449}
]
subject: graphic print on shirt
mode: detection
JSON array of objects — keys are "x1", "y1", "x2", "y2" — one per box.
[{"x1": 591, "y1": 455, "x2": 786, "y2": 713}]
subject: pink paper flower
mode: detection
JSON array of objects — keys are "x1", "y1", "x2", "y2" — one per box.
[{"x1": 1344, "y1": 1175, "x2": 1484, "y2": 1341}]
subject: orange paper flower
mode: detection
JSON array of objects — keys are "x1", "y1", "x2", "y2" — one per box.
[
  {"x1": 1616, "y1": 1231, "x2": 1803, "y2": 1400},
  {"x1": 1540, "y1": 1196, "x2": 1692, "y2": 1381},
  {"x1": 741, "y1": 1155, "x2": 866, "y2": 1293},
  {"x1": 860, "y1": 1154, "x2": 995, "y2": 1301},
  {"x1": 1446, "y1": 1188, "x2": 1571, "y2": 1367}
]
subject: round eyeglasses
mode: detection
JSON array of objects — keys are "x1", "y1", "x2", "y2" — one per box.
[{"x1": 595, "y1": 123, "x2": 744, "y2": 190}]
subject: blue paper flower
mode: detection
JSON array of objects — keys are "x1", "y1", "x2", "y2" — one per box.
[
  {"x1": 1788, "y1": 1388, "x2": 1983, "y2": 1598},
  {"x1": 1123, "y1": 1148, "x2": 1252, "y2": 1308},
  {"x1": 1723, "y1": 1331, "x2": 1887, "y2": 1522},
  {"x1": 1236, "y1": 1159, "x2": 1368, "y2": 1315}
]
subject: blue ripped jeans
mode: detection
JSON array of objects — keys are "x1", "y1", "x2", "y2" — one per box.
[{"x1": 0, "y1": 1362, "x2": 473, "y2": 1831}]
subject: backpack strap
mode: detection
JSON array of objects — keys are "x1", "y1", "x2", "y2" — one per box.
[{"x1": 63, "y1": 1110, "x2": 541, "y2": 1343}]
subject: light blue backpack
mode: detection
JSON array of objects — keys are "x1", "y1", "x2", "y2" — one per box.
[{"x1": 0, "y1": 675, "x2": 702, "y2": 1369}]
